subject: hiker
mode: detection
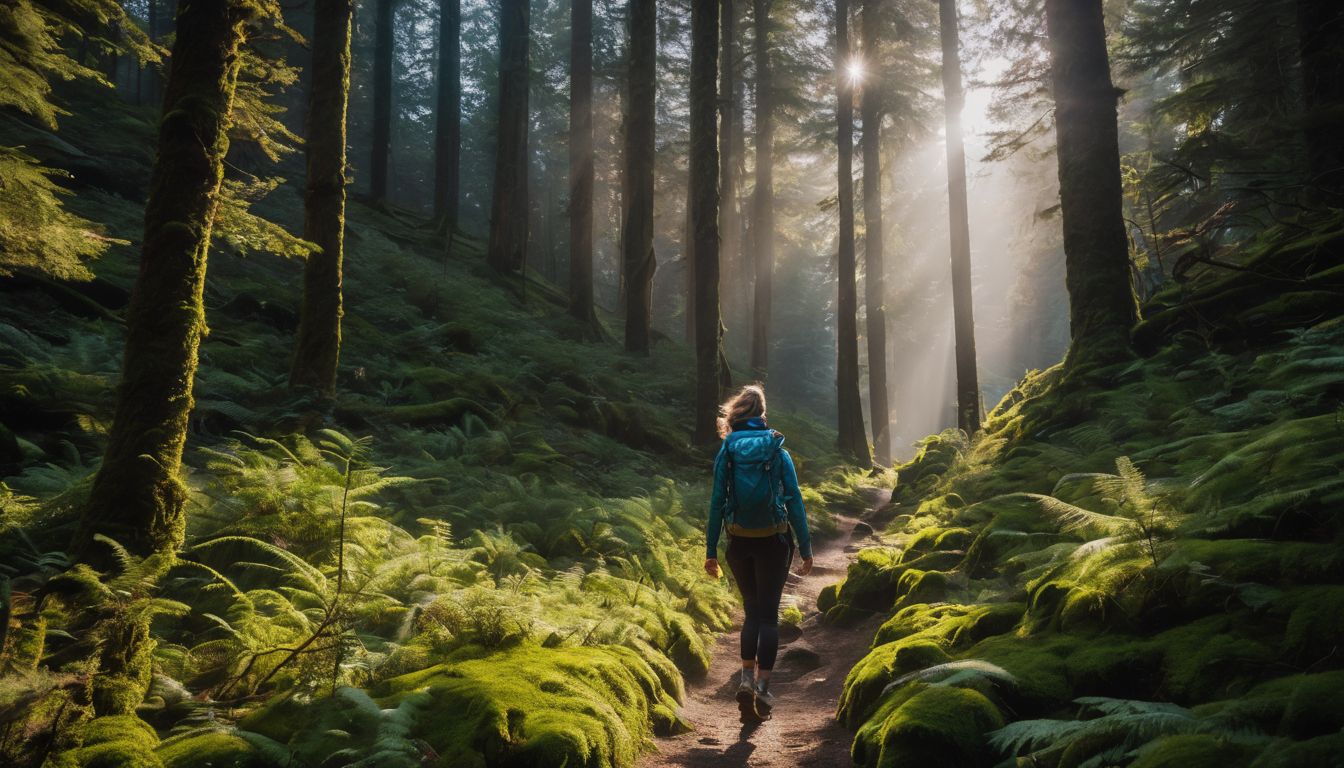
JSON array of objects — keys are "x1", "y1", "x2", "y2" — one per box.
[{"x1": 703, "y1": 384, "x2": 814, "y2": 722}]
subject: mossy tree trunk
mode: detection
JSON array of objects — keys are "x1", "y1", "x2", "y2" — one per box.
[
  {"x1": 434, "y1": 0, "x2": 461, "y2": 228},
  {"x1": 939, "y1": 0, "x2": 981, "y2": 434},
  {"x1": 290, "y1": 0, "x2": 353, "y2": 396},
  {"x1": 1044, "y1": 0, "x2": 1137, "y2": 362},
  {"x1": 80, "y1": 0, "x2": 256, "y2": 713},
  {"x1": 861, "y1": 0, "x2": 891, "y2": 465},
  {"x1": 370, "y1": 0, "x2": 395, "y2": 206},
  {"x1": 690, "y1": 0, "x2": 721, "y2": 444},
  {"x1": 749, "y1": 0, "x2": 774, "y2": 377},
  {"x1": 568, "y1": 0, "x2": 595, "y2": 325},
  {"x1": 1296, "y1": 0, "x2": 1344, "y2": 201},
  {"x1": 622, "y1": 0, "x2": 656, "y2": 354},
  {"x1": 836, "y1": 0, "x2": 869, "y2": 467},
  {"x1": 487, "y1": 0, "x2": 530, "y2": 272}
]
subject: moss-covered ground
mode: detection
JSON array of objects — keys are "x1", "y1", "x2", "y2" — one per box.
[
  {"x1": 827, "y1": 224, "x2": 1344, "y2": 767},
  {"x1": 0, "y1": 83, "x2": 871, "y2": 767}
]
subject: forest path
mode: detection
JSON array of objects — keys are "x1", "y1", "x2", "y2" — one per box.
[{"x1": 641, "y1": 487, "x2": 890, "y2": 768}]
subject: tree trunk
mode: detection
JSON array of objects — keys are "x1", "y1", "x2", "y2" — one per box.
[
  {"x1": 1296, "y1": 0, "x2": 1344, "y2": 200},
  {"x1": 1044, "y1": 0, "x2": 1136, "y2": 362},
  {"x1": 684, "y1": 188, "x2": 695, "y2": 342},
  {"x1": 370, "y1": 0, "x2": 395, "y2": 205},
  {"x1": 860, "y1": 0, "x2": 890, "y2": 464},
  {"x1": 718, "y1": 0, "x2": 738, "y2": 329},
  {"x1": 939, "y1": 0, "x2": 981, "y2": 434},
  {"x1": 568, "y1": 0, "x2": 596, "y2": 325},
  {"x1": 487, "y1": 0, "x2": 530, "y2": 271},
  {"x1": 434, "y1": 0, "x2": 461, "y2": 227},
  {"x1": 79, "y1": 0, "x2": 256, "y2": 712},
  {"x1": 835, "y1": 0, "x2": 869, "y2": 467},
  {"x1": 749, "y1": 0, "x2": 773, "y2": 377},
  {"x1": 290, "y1": 0, "x2": 353, "y2": 396},
  {"x1": 621, "y1": 0, "x2": 656, "y2": 353},
  {"x1": 691, "y1": 0, "x2": 721, "y2": 444},
  {"x1": 146, "y1": 0, "x2": 159, "y2": 106}
]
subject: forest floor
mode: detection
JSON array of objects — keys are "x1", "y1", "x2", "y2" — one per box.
[{"x1": 641, "y1": 487, "x2": 891, "y2": 768}]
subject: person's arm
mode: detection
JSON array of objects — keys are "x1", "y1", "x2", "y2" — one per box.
[
  {"x1": 780, "y1": 450, "x2": 813, "y2": 560},
  {"x1": 706, "y1": 445, "x2": 730, "y2": 560}
]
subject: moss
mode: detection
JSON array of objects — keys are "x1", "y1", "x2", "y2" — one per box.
[
  {"x1": 1280, "y1": 585, "x2": 1344, "y2": 663},
  {"x1": 1279, "y1": 670, "x2": 1344, "y2": 738},
  {"x1": 1153, "y1": 616, "x2": 1275, "y2": 701},
  {"x1": 901, "y1": 525, "x2": 974, "y2": 560},
  {"x1": 650, "y1": 701, "x2": 691, "y2": 736},
  {"x1": 1129, "y1": 734, "x2": 1260, "y2": 768},
  {"x1": 664, "y1": 612, "x2": 711, "y2": 678},
  {"x1": 156, "y1": 731, "x2": 274, "y2": 768},
  {"x1": 894, "y1": 569, "x2": 949, "y2": 608},
  {"x1": 834, "y1": 547, "x2": 906, "y2": 612},
  {"x1": 964, "y1": 633, "x2": 1074, "y2": 705},
  {"x1": 839, "y1": 638, "x2": 953, "y2": 728},
  {"x1": 1164, "y1": 539, "x2": 1344, "y2": 585},
  {"x1": 70, "y1": 716, "x2": 162, "y2": 768},
  {"x1": 1248, "y1": 733, "x2": 1344, "y2": 768},
  {"x1": 851, "y1": 684, "x2": 1004, "y2": 768},
  {"x1": 91, "y1": 617, "x2": 155, "y2": 715},
  {"x1": 370, "y1": 397, "x2": 498, "y2": 428},
  {"x1": 377, "y1": 644, "x2": 668, "y2": 768}
]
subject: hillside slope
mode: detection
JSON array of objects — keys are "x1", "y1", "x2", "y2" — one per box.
[
  {"x1": 0, "y1": 84, "x2": 869, "y2": 768},
  {"x1": 821, "y1": 223, "x2": 1344, "y2": 767}
]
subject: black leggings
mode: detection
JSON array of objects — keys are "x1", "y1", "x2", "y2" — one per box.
[{"x1": 725, "y1": 533, "x2": 794, "y2": 670}]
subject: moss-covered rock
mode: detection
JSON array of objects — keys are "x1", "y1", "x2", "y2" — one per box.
[
  {"x1": 1129, "y1": 734, "x2": 1260, "y2": 768},
  {"x1": 851, "y1": 684, "x2": 1004, "y2": 768},
  {"x1": 67, "y1": 715, "x2": 163, "y2": 768},
  {"x1": 839, "y1": 638, "x2": 953, "y2": 728},
  {"x1": 156, "y1": 730, "x2": 280, "y2": 768}
]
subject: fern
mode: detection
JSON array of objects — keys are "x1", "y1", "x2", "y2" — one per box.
[
  {"x1": 988, "y1": 696, "x2": 1264, "y2": 766},
  {"x1": 1035, "y1": 457, "x2": 1180, "y2": 566}
]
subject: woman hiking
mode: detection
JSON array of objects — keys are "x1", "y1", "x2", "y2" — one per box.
[{"x1": 704, "y1": 384, "x2": 814, "y2": 722}]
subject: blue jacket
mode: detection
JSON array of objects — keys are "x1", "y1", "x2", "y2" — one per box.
[{"x1": 706, "y1": 416, "x2": 813, "y2": 559}]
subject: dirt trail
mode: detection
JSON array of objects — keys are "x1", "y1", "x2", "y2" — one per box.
[{"x1": 641, "y1": 488, "x2": 891, "y2": 768}]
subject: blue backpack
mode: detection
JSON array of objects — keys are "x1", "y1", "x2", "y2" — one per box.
[{"x1": 724, "y1": 430, "x2": 787, "y2": 529}]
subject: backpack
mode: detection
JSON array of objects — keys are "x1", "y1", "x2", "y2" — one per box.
[{"x1": 723, "y1": 429, "x2": 787, "y2": 530}]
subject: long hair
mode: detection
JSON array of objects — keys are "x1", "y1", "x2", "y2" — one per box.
[{"x1": 717, "y1": 384, "x2": 767, "y2": 439}]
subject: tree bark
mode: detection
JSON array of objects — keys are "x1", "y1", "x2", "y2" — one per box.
[
  {"x1": 1296, "y1": 0, "x2": 1344, "y2": 200},
  {"x1": 1044, "y1": 0, "x2": 1136, "y2": 361},
  {"x1": 684, "y1": 188, "x2": 695, "y2": 341},
  {"x1": 938, "y1": 0, "x2": 980, "y2": 434},
  {"x1": 621, "y1": 0, "x2": 656, "y2": 353},
  {"x1": 290, "y1": 0, "x2": 353, "y2": 396},
  {"x1": 568, "y1": 0, "x2": 595, "y2": 324},
  {"x1": 691, "y1": 0, "x2": 721, "y2": 444},
  {"x1": 749, "y1": 0, "x2": 774, "y2": 377},
  {"x1": 487, "y1": 0, "x2": 531, "y2": 271},
  {"x1": 860, "y1": 0, "x2": 890, "y2": 464},
  {"x1": 718, "y1": 0, "x2": 740, "y2": 337},
  {"x1": 79, "y1": 0, "x2": 256, "y2": 712},
  {"x1": 434, "y1": 0, "x2": 462, "y2": 227},
  {"x1": 835, "y1": 0, "x2": 869, "y2": 467},
  {"x1": 370, "y1": 0, "x2": 395, "y2": 205}
]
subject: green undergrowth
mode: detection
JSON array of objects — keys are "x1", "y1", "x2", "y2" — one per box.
[
  {"x1": 0, "y1": 83, "x2": 872, "y2": 768},
  {"x1": 825, "y1": 249, "x2": 1344, "y2": 766}
]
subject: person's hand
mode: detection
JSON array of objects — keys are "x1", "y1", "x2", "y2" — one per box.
[
  {"x1": 704, "y1": 558, "x2": 721, "y2": 578},
  {"x1": 796, "y1": 557, "x2": 814, "y2": 576}
]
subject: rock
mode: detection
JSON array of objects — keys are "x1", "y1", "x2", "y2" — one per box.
[
  {"x1": 780, "y1": 647, "x2": 823, "y2": 671},
  {"x1": 852, "y1": 521, "x2": 876, "y2": 537},
  {"x1": 778, "y1": 623, "x2": 803, "y2": 644}
]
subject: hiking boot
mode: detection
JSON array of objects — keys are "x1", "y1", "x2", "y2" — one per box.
[
  {"x1": 753, "y1": 684, "x2": 775, "y2": 719},
  {"x1": 736, "y1": 679, "x2": 763, "y2": 722}
]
